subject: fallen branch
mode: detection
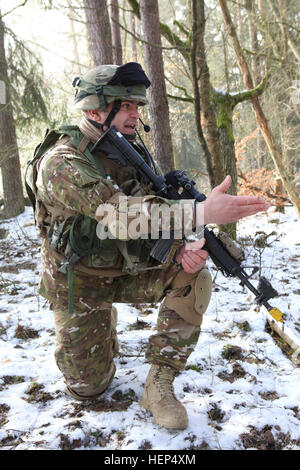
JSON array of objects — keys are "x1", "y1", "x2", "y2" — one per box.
[{"x1": 267, "y1": 315, "x2": 300, "y2": 365}]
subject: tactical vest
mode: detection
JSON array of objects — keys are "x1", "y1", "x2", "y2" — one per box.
[{"x1": 26, "y1": 125, "x2": 163, "y2": 311}]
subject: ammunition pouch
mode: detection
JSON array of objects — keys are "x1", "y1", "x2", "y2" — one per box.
[{"x1": 48, "y1": 215, "x2": 121, "y2": 271}]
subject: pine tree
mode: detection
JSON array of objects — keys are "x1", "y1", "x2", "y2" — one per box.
[{"x1": 0, "y1": 12, "x2": 24, "y2": 218}]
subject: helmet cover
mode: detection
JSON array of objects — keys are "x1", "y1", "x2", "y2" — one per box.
[{"x1": 73, "y1": 62, "x2": 150, "y2": 111}]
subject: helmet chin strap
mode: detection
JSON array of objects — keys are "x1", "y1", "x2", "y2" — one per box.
[
  {"x1": 88, "y1": 99, "x2": 122, "y2": 131},
  {"x1": 88, "y1": 99, "x2": 137, "y2": 141},
  {"x1": 102, "y1": 99, "x2": 122, "y2": 129},
  {"x1": 103, "y1": 99, "x2": 137, "y2": 140}
]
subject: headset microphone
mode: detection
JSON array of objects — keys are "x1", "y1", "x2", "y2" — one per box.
[{"x1": 139, "y1": 118, "x2": 151, "y2": 133}]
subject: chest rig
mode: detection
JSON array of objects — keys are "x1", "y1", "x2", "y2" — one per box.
[{"x1": 26, "y1": 126, "x2": 161, "y2": 313}]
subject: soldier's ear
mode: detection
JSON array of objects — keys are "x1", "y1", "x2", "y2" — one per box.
[{"x1": 87, "y1": 109, "x2": 103, "y2": 123}]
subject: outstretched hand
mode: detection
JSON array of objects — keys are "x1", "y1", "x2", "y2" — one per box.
[{"x1": 201, "y1": 175, "x2": 271, "y2": 225}]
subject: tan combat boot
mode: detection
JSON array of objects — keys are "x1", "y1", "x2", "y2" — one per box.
[{"x1": 140, "y1": 364, "x2": 188, "y2": 430}]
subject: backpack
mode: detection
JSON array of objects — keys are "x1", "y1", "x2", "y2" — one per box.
[
  {"x1": 25, "y1": 125, "x2": 109, "y2": 314},
  {"x1": 25, "y1": 125, "x2": 106, "y2": 210}
]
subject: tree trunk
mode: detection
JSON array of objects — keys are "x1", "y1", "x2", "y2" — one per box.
[
  {"x1": 110, "y1": 0, "x2": 123, "y2": 65},
  {"x1": 180, "y1": 130, "x2": 188, "y2": 169},
  {"x1": 245, "y1": 0, "x2": 265, "y2": 167},
  {"x1": 130, "y1": 11, "x2": 138, "y2": 62},
  {"x1": 139, "y1": 0, "x2": 174, "y2": 173},
  {"x1": 0, "y1": 13, "x2": 24, "y2": 218},
  {"x1": 67, "y1": 0, "x2": 82, "y2": 73},
  {"x1": 127, "y1": 0, "x2": 218, "y2": 185},
  {"x1": 219, "y1": 0, "x2": 300, "y2": 218},
  {"x1": 190, "y1": 0, "x2": 215, "y2": 189},
  {"x1": 245, "y1": 0, "x2": 261, "y2": 85},
  {"x1": 83, "y1": 0, "x2": 113, "y2": 65},
  {"x1": 237, "y1": 1, "x2": 243, "y2": 37},
  {"x1": 212, "y1": 93, "x2": 237, "y2": 237},
  {"x1": 193, "y1": 0, "x2": 224, "y2": 187}
]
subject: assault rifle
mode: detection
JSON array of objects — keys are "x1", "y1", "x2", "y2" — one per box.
[{"x1": 92, "y1": 126, "x2": 284, "y2": 324}]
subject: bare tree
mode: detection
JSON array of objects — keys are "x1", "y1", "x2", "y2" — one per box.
[
  {"x1": 139, "y1": 0, "x2": 174, "y2": 173},
  {"x1": 267, "y1": 0, "x2": 300, "y2": 63},
  {"x1": 83, "y1": 0, "x2": 113, "y2": 65},
  {"x1": 110, "y1": 0, "x2": 123, "y2": 65},
  {"x1": 0, "y1": 12, "x2": 24, "y2": 218},
  {"x1": 130, "y1": 11, "x2": 138, "y2": 62},
  {"x1": 66, "y1": 0, "x2": 82, "y2": 74},
  {"x1": 127, "y1": 0, "x2": 277, "y2": 237},
  {"x1": 219, "y1": 0, "x2": 300, "y2": 218},
  {"x1": 190, "y1": 0, "x2": 222, "y2": 188}
]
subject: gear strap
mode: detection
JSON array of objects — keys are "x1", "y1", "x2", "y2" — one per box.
[{"x1": 103, "y1": 99, "x2": 122, "y2": 129}]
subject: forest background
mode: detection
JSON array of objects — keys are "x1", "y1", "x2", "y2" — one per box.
[{"x1": 0, "y1": 0, "x2": 299, "y2": 235}]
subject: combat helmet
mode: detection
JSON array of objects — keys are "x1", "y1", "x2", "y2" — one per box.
[{"x1": 72, "y1": 62, "x2": 151, "y2": 130}]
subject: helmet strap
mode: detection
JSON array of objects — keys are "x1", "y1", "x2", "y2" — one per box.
[
  {"x1": 102, "y1": 99, "x2": 136, "y2": 141},
  {"x1": 87, "y1": 119, "x2": 103, "y2": 130},
  {"x1": 102, "y1": 99, "x2": 122, "y2": 129},
  {"x1": 88, "y1": 99, "x2": 136, "y2": 141}
]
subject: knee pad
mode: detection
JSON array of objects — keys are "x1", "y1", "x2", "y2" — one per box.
[{"x1": 162, "y1": 268, "x2": 212, "y2": 326}]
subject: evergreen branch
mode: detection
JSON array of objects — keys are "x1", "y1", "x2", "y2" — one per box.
[
  {"x1": 3, "y1": 27, "x2": 52, "y2": 127},
  {"x1": 4, "y1": 26, "x2": 43, "y2": 67}
]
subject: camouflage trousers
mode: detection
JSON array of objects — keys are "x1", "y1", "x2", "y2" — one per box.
[{"x1": 50, "y1": 264, "x2": 212, "y2": 399}]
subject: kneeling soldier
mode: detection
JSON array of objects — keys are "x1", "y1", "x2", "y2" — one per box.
[{"x1": 27, "y1": 62, "x2": 270, "y2": 429}]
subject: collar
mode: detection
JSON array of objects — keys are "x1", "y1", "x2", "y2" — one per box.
[{"x1": 78, "y1": 115, "x2": 103, "y2": 144}]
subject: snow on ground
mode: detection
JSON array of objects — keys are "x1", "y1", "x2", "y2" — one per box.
[{"x1": 0, "y1": 205, "x2": 299, "y2": 451}]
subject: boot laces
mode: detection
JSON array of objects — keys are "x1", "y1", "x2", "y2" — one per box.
[{"x1": 155, "y1": 367, "x2": 177, "y2": 400}]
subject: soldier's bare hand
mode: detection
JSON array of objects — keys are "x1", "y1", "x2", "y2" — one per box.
[
  {"x1": 200, "y1": 175, "x2": 271, "y2": 225},
  {"x1": 175, "y1": 238, "x2": 208, "y2": 274}
]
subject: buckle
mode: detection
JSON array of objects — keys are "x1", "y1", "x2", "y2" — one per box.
[
  {"x1": 95, "y1": 84, "x2": 104, "y2": 95},
  {"x1": 72, "y1": 76, "x2": 81, "y2": 88}
]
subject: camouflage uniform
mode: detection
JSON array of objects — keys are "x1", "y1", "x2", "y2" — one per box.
[{"x1": 32, "y1": 64, "x2": 212, "y2": 400}]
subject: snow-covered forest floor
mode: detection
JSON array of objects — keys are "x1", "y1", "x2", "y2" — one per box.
[{"x1": 0, "y1": 205, "x2": 299, "y2": 451}]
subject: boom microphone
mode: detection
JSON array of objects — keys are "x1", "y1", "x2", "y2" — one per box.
[{"x1": 139, "y1": 118, "x2": 151, "y2": 133}]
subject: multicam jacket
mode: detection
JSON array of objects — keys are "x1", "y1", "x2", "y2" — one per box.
[{"x1": 28, "y1": 116, "x2": 195, "y2": 304}]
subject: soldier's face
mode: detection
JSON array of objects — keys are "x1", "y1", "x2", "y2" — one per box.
[
  {"x1": 111, "y1": 100, "x2": 140, "y2": 138},
  {"x1": 96, "y1": 100, "x2": 140, "y2": 139}
]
